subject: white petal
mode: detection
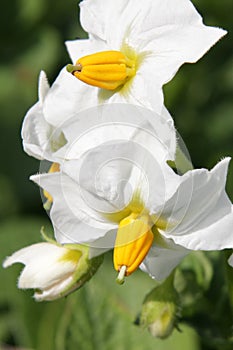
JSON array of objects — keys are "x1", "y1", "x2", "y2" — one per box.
[
  {"x1": 3, "y1": 243, "x2": 76, "y2": 289},
  {"x1": 61, "y1": 104, "x2": 177, "y2": 211},
  {"x1": 80, "y1": 0, "x2": 199, "y2": 45},
  {"x1": 31, "y1": 172, "x2": 116, "y2": 245},
  {"x1": 38, "y1": 70, "x2": 50, "y2": 103},
  {"x1": 140, "y1": 25, "x2": 226, "y2": 89},
  {"x1": 160, "y1": 158, "x2": 233, "y2": 250},
  {"x1": 78, "y1": 0, "x2": 226, "y2": 114},
  {"x1": 127, "y1": 73, "x2": 164, "y2": 114},
  {"x1": 43, "y1": 67, "x2": 98, "y2": 126},
  {"x1": 21, "y1": 101, "x2": 67, "y2": 162},
  {"x1": 80, "y1": 0, "x2": 129, "y2": 40},
  {"x1": 61, "y1": 104, "x2": 176, "y2": 162},
  {"x1": 34, "y1": 275, "x2": 74, "y2": 301},
  {"x1": 63, "y1": 135, "x2": 179, "y2": 216},
  {"x1": 89, "y1": 229, "x2": 116, "y2": 258},
  {"x1": 63, "y1": 142, "x2": 135, "y2": 211},
  {"x1": 140, "y1": 238, "x2": 189, "y2": 281},
  {"x1": 80, "y1": 0, "x2": 110, "y2": 40},
  {"x1": 135, "y1": 0, "x2": 203, "y2": 29},
  {"x1": 21, "y1": 102, "x2": 52, "y2": 160},
  {"x1": 65, "y1": 37, "x2": 108, "y2": 64}
]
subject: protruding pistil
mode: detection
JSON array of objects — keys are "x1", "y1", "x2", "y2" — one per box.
[
  {"x1": 66, "y1": 63, "x2": 82, "y2": 74},
  {"x1": 116, "y1": 265, "x2": 127, "y2": 284}
]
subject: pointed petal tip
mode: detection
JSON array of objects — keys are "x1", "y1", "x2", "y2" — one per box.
[
  {"x1": 212, "y1": 156, "x2": 231, "y2": 173},
  {"x1": 30, "y1": 173, "x2": 41, "y2": 185},
  {"x1": 39, "y1": 70, "x2": 47, "y2": 81},
  {"x1": 38, "y1": 70, "x2": 50, "y2": 103},
  {"x1": 2, "y1": 253, "x2": 25, "y2": 269},
  {"x1": 2, "y1": 256, "x2": 12, "y2": 269}
]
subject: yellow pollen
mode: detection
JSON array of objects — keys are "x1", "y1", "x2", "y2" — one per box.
[
  {"x1": 66, "y1": 50, "x2": 136, "y2": 90},
  {"x1": 114, "y1": 212, "x2": 154, "y2": 284},
  {"x1": 43, "y1": 162, "x2": 60, "y2": 210}
]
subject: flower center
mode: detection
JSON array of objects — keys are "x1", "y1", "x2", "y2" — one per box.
[
  {"x1": 66, "y1": 50, "x2": 136, "y2": 90},
  {"x1": 114, "y1": 212, "x2": 154, "y2": 284}
]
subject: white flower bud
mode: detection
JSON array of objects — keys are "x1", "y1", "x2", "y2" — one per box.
[{"x1": 3, "y1": 240, "x2": 103, "y2": 301}]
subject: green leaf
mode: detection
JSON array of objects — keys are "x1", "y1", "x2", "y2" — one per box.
[{"x1": 53, "y1": 254, "x2": 200, "y2": 350}]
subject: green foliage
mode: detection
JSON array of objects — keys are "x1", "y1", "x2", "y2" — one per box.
[
  {"x1": 0, "y1": 219, "x2": 200, "y2": 349},
  {"x1": 176, "y1": 251, "x2": 233, "y2": 349}
]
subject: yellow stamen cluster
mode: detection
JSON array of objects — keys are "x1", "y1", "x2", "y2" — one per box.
[
  {"x1": 66, "y1": 50, "x2": 136, "y2": 90},
  {"x1": 114, "y1": 213, "x2": 154, "y2": 284}
]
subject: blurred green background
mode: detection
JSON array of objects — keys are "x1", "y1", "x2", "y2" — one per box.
[{"x1": 0, "y1": 0, "x2": 232, "y2": 349}]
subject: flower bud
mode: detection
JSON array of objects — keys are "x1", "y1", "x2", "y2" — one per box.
[
  {"x1": 3, "y1": 234, "x2": 103, "y2": 301},
  {"x1": 139, "y1": 274, "x2": 180, "y2": 338}
]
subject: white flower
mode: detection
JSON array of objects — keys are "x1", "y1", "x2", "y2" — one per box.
[
  {"x1": 30, "y1": 130, "x2": 233, "y2": 282},
  {"x1": 3, "y1": 239, "x2": 103, "y2": 301},
  {"x1": 42, "y1": 0, "x2": 226, "y2": 126}
]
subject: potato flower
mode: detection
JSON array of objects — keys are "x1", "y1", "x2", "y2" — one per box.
[
  {"x1": 43, "y1": 0, "x2": 226, "y2": 126},
  {"x1": 30, "y1": 130, "x2": 233, "y2": 283}
]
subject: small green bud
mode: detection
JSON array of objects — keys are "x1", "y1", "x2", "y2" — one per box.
[{"x1": 139, "y1": 274, "x2": 180, "y2": 339}]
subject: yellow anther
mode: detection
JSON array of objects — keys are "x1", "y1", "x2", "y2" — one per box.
[
  {"x1": 66, "y1": 50, "x2": 136, "y2": 90},
  {"x1": 43, "y1": 162, "x2": 60, "y2": 210},
  {"x1": 114, "y1": 213, "x2": 154, "y2": 283}
]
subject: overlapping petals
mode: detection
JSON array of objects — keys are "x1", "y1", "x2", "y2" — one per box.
[
  {"x1": 31, "y1": 124, "x2": 233, "y2": 280},
  {"x1": 17, "y1": 0, "x2": 232, "y2": 286},
  {"x1": 43, "y1": 0, "x2": 226, "y2": 125},
  {"x1": 21, "y1": 71, "x2": 68, "y2": 162}
]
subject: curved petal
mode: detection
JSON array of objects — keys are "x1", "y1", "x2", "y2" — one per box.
[
  {"x1": 65, "y1": 37, "x2": 108, "y2": 64},
  {"x1": 38, "y1": 70, "x2": 50, "y2": 103},
  {"x1": 134, "y1": 0, "x2": 203, "y2": 29},
  {"x1": 80, "y1": 0, "x2": 137, "y2": 45},
  {"x1": 3, "y1": 243, "x2": 75, "y2": 289},
  {"x1": 80, "y1": 0, "x2": 208, "y2": 46},
  {"x1": 21, "y1": 102, "x2": 51, "y2": 160},
  {"x1": 63, "y1": 136, "x2": 179, "y2": 220},
  {"x1": 34, "y1": 275, "x2": 74, "y2": 301},
  {"x1": 88, "y1": 229, "x2": 116, "y2": 258},
  {"x1": 31, "y1": 172, "x2": 116, "y2": 245},
  {"x1": 121, "y1": 71, "x2": 164, "y2": 114},
  {"x1": 78, "y1": 0, "x2": 225, "y2": 114},
  {"x1": 139, "y1": 25, "x2": 226, "y2": 88},
  {"x1": 43, "y1": 67, "x2": 98, "y2": 126},
  {"x1": 160, "y1": 158, "x2": 233, "y2": 250},
  {"x1": 21, "y1": 101, "x2": 67, "y2": 162},
  {"x1": 62, "y1": 140, "x2": 151, "y2": 212},
  {"x1": 21, "y1": 70, "x2": 68, "y2": 162},
  {"x1": 61, "y1": 103, "x2": 176, "y2": 163},
  {"x1": 140, "y1": 238, "x2": 189, "y2": 281}
]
